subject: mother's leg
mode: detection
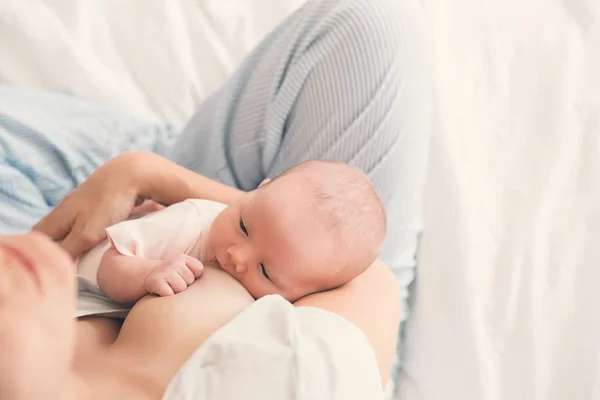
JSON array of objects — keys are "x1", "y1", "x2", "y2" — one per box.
[{"x1": 167, "y1": 0, "x2": 432, "y2": 384}]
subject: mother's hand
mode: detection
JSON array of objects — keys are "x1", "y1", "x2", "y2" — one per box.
[
  {"x1": 34, "y1": 151, "x2": 244, "y2": 259},
  {"x1": 33, "y1": 153, "x2": 144, "y2": 259}
]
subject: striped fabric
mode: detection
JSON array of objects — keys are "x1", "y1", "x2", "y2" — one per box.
[
  {"x1": 167, "y1": 0, "x2": 432, "y2": 390},
  {"x1": 0, "y1": 86, "x2": 177, "y2": 233}
]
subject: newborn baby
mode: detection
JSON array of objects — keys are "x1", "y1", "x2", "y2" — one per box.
[{"x1": 77, "y1": 160, "x2": 386, "y2": 303}]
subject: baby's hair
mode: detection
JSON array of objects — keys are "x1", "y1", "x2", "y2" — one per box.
[{"x1": 270, "y1": 160, "x2": 387, "y2": 279}]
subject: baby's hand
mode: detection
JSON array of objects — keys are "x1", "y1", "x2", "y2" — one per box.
[{"x1": 144, "y1": 254, "x2": 204, "y2": 296}]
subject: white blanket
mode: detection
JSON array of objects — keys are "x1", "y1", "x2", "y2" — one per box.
[{"x1": 163, "y1": 295, "x2": 383, "y2": 399}]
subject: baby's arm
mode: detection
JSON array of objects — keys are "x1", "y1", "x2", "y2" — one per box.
[
  {"x1": 97, "y1": 248, "x2": 160, "y2": 303},
  {"x1": 97, "y1": 248, "x2": 205, "y2": 303}
]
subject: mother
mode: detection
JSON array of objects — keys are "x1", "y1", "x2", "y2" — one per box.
[{"x1": 27, "y1": 0, "x2": 431, "y2": 396}]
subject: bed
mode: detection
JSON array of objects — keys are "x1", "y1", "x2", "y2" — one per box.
[{"x1": 1, "y1": 0, "x2": 599, "y2": 399}]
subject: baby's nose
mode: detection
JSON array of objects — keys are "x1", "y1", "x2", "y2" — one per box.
[
  {"x1": 229, "y1": 248, "x2": 249, "y2": 274},
  {"x1": 235, "y1": 262, "x2": 247, "y2": 274}
]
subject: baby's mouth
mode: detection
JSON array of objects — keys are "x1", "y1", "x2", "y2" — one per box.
[
  {"x1": 214, "y1": 256, "x2": 237, "y2": 277},
  {"x1": 212, "y1": 256, "x2": 224, "y2": 270}
]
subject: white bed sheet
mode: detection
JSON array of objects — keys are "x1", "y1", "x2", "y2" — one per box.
[{"x1": 398, "y1": 1, "x2": 600, "y2": 399}]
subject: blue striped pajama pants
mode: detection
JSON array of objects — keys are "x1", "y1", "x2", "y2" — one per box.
[{"x1": 167, "y1": 0, "x2": 432, "y2": 389}]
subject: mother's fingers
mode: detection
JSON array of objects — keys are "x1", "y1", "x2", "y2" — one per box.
[
  {"x1": 32, "y1": 200, "x2": 73, "y2": 242},
  {"x1": 130, "y1": 199, "x2": 164, "y2": 216},
  {"x1": 60, "y1": 216, "x2": 107, "y2": 260}
]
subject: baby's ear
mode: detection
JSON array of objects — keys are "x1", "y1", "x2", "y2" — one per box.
[{"x1": 258, "y1": 178, "x2": 271, "y2": 188}]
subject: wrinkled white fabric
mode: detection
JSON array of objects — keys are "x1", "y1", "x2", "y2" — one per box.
[
  {"x1": 398, "y1": 1, "x2": 600, "y2": 399},
  {"x1": 0, "y1": 0, "x2": 304, "y2": 127},
  {"x1": 163, "y1": 295, "x2": 384, "y2": 400}
]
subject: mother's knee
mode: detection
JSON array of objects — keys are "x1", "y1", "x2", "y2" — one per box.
[
  {"x1": 307, "y1": 0, "x2": 433, "y2": 136},
  {"x1": 324, "y1": 0, "x2": 431, "y2": 71}
]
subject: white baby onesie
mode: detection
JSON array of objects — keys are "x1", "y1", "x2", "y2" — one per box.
[{"x1": 77, "y1": 199, "x2": 227, "y2": 286}]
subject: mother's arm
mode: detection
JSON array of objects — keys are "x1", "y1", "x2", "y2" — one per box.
[
  {"x1": 295, "y1": 260, "x2": 401, "y2": 385},
  {"x1": 35, "y1": 151, "x2": 243, "y2": 258}
]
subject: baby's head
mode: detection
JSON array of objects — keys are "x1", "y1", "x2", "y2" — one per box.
[{"x1": 206, "y1": 160, "x2": 386, "y2": 302}]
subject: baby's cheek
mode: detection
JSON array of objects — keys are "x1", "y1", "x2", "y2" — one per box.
[
  {"x1": 244, "y1": 283, "x2": 262, "y2": 300},
  {"x1": 239, "y1": 280, "x2": 267, "y2": 300}
]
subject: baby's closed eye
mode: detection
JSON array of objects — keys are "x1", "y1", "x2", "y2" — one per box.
[{"x1": 260, "y1": 263, "x2": 270, "y2": 281}]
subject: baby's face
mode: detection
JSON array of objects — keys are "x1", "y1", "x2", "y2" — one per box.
[{"x1": 204, "y1": 182, "x2": 343, "y2": 302}]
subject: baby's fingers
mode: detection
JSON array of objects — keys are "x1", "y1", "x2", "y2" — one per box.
[
  {"x1": 177, "y1": 264, "x2": 195, "y2": 285},
  {"x1": 147, "y1": 278, "x2": 174, "y2": 297},
  {"x1": 184, "y1": 256, "x2": 204, "y2": 278},
  {"x1": 166, "y1": 274, "x2": 188, "y2": 294}
]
